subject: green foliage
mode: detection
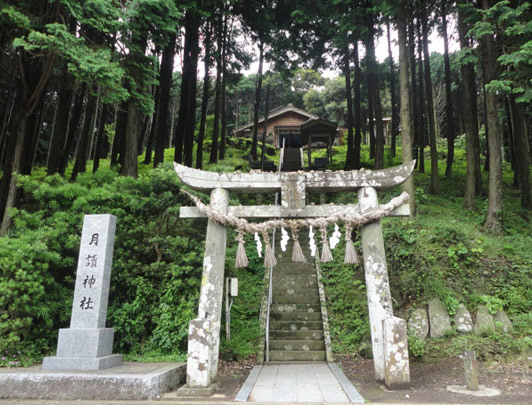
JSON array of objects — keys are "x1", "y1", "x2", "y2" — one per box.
[
  {"x1": 320, "y1": 252, "x2": 371, "y2": 357},
  {"x1": 407, "y1": 335, "x2": 427, "y2": 360},
  {"x1": 1, "y1": 164, "x2": 203, "y2": 361}
]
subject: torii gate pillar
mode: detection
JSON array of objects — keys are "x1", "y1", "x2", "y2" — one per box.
[{"x1": 179, "y1": 188, "x2": 229, "y2": 395}]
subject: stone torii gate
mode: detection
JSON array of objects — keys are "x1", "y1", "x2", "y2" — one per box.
[{"x1": 175, "y1": 160, "x2": 415, "y2": 394}]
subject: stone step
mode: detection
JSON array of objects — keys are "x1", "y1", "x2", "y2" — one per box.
[
  {"x1": 274, "y1": 267, "x2": 316, "y2": 276},
  {"x1": 273, "y1": 262, "x2": 315, "y2": 271},
  {"x1": 270, "y1": 321, "x2": 323, "y2": 331},
  {"x1": 275, "y1": 241, "x2": 313, "y2": 252},
  {"x1": 274, "y1": 273, "x2": 317, "y2": 281},
  {"x1": 273, "y1": 286, "x2": 320, "y2": 296},
  {"x1": 272, "y1": 294, "x2": 320, "y2": 305},
  {"x1": 270, "y1": 330, "x2": 324, "y2": 340},
  {"x1": 275, "y1": 259, "x2": 316, "y2": 267},
  {"x1": 270, "y1": 311, "x2": 322, "y2": 321},
  {"x1": 270, "y1": 303, "x2": 322, "y2": 313},
  {"x1": 267, "y1": 350, "x2": 326, "y2": 362},
  {"x1": 273, "y1": 277, "x2": 317, "y2": 289},
  {"x1": 269, "y1": 340, "x2": 325, "y2": 351}
]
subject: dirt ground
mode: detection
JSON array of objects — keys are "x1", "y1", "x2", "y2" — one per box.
[
  {"x1": 341, "y1": 357, "x2": 532, "y2": 404},
  {"x1": 206, "y1": 357, "x2": 532, "y2": 403}
]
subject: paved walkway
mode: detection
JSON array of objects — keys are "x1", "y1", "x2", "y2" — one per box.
[{"x1": 237, "y1": 363, "x2": 364, "y2": 403}]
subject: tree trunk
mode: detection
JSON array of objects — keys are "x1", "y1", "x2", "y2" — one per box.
[
  {"x1": 353, "y1": 41, "x2": 362, "y2": 169},
  {"x1": 137, "y1": 113, "x2": 150, "y2": 156},
  {"x1": 344, "y1": 42, "x2": 354, "y2": 169},
  {"x1": 210, "y1": 12, "x2": 224, "y2": 164},
  {"x1": 110, "y1": 101, "x2": 127, "y2": 168},
  {"x1": 250, "y1": 41, "x2": 264, "y2": 160},
  {"x1": 1, "y1": 53, "x2": 55, "y2": 232},
  {"x1": 47, "y1": 72, "x2": 72, "y2": 175},
  {"x1": 398, "y1": 3, "x2": 416, "y2": 215},
  {"x1": 59, "y1": 84, "x2": 87, "y2": 175},
  {"x1": 120, "y1": 98, "x2": 139, "y2": 178},
  {"x1": 71, "y1": 93, "x2": 98, "y2": 180},
  {"x1": 508, "y1": 97, "x2": 532, "y2": 209},
  {"x1": 416, "y1": 18, "x2": 425, "y2": 173},
  {"x1": 0, "y1": 108, "x2": 29, "y2": 235},
  {"x1": 366, "y1": 32, "x2": 385, "y2": 169},
  {"x1": 442, "y1": 0, "x2": 456, "y2": 177},
  {"x1": 153, "y1": 35, "x2": 176, "y2": 167},
  {"x1": 458, "y1": 8, "x2": 481, "y2": 209},
  {"x1": 146, "y1": 84, "x2": 160, "y2": 165},
  {"x1": 0, "y1": 88, "x2": 16, "y2": 169},
  {"x1": 387, "y1": 21, "x2": 399, "y2": 158},
  {"x1": 183, "y1": 13, "x2": 200, "y2": 167},
  {"x1": 175, "y1": 11, "x2": 199, "y2": 164},
  {"x1": 219, "y1": 13, "x2": 229, "y2": 161},
  {"x1": 367, "y1": 83, "x2": 375, "y2": 159},
  {"x1": 93, "y1": 103, "x2": 108, "y2": 173},
  {"x1": 196, "y1": 23, "x2": 212, "y2": 169},
  {"x1": 422, "y1": 11, "x2": 440, "y2": 194},
  {"x1": 480, "y1": 0, "x2": 503, "y2": 232},
  {"x1": 408, "y1": 20, "x2": 420, "y2": 166}
]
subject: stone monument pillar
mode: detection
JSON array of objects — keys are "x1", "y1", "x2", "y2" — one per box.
[{"x1": 43, "y1": 214, "x2": 122, "y2": 371}]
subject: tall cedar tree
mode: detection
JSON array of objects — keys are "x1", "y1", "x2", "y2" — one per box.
[
  {"x1": 343, "y1": 42, "x2": 355, "y2": 169},
  {"x1": 175, "y1": 10, "x2": 200, "y2": 166},
  {"x1": 196, "y1": 22, "x2": 212, "y2": 169},
  {"x1": 153, "y1": 35, "x2": 176, "y2": 167},
  {"x1": 366, "y1": 29, "x2": 385, "y2": 169},
  {"x1": 71, "y1": 93, "x2": 98, "y2": 180},
  {"x1": 352, "y1": 41, "x2": 363, "y2": 169},
  {"x1": 219, "y1": 12, "x2": 230, "y2": 161},
  {"x1": 480, "y1": 0, "x2": 503, "y2": 232},
  {"x1": 458, "y1": 4, "x2": 481, "y2": 208},
  {"x1": 210, "y1": 9, "x2": 224, "y2": 164},
  {"x1": 441, "y1": 0, "x2": 456, "y2": 177},
  {"x1": 421, "y1": 9, "x2": 440, "y2": 194},
  {"x1": 250, "y1": 41, "x2": 264, "y2": 160},
  {"x1": 416, "y1": 18, "x2": 426, "y2": 173},
  {"x1": 398, "y1": 2, "x2": 416, "y2": 215},
  {"x1": 386, "y1": 21, "x2": 399, "y2": 158},
  {"x1": 46, "y1": 66, "x2": 72, "y2": 175}
]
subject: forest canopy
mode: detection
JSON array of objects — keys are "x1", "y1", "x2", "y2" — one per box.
[{"x1": 1, "y1": 0, "x2": 531, "y2": 235}]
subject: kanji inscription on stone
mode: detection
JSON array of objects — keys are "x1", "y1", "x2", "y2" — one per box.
[
  {"x1": 70, "y1": 215, "x2": 115, "y2": 329},
  {"x1": 43, "y1": 214, "x2": 122, "y2": 371}
]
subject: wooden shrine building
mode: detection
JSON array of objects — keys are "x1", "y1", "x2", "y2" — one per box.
[{"x1": 233, "y1": 104, "x2": 340, "y2": 170}]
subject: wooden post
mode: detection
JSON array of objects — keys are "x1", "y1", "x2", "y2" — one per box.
[
  {"x1": 358, "y1": 187, "x2": 394, "y2": 382},
  {"x1": 307, "y1": 134, "x2": 312, "y2": 167}
]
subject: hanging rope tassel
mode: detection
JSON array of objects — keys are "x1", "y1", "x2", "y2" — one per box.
[
  {"x1": 235, "y1": 227, "x2": 249, "y2": 268},
  {"x1": 344, "y1": 223, "x2": 360, "y2": 265},
  {"x1": 262, "y1": 231, "x2": 277, "y2": 268},
  {"x1": 288, "y1": 221, "x2": 306, "y2": 263},
  {"x1": 320, "y1": 225, "x2": 333, "y2": 263}
]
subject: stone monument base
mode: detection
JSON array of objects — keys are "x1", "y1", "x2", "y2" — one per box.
[
  {"x1": 43, "y1": 327, "x2": 121, "y2": 371},
  {"x1": 42, "y1": 353, "x2": 123, "y2": 371},
  {"x1": 0, "y1": 362, "x2": 185, "y2": 400}
]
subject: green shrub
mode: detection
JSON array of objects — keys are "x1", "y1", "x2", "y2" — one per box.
[{"x1": 1, "y1": 164, "x2": 204, "y2": 361}]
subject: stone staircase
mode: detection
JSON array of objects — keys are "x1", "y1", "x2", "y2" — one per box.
[
  {"x1": 281, "y1": 148, "x2": 302, "y2": 172},
  {"x1": 267, "y1": 235, "x2": 327, "y2": 362}
]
